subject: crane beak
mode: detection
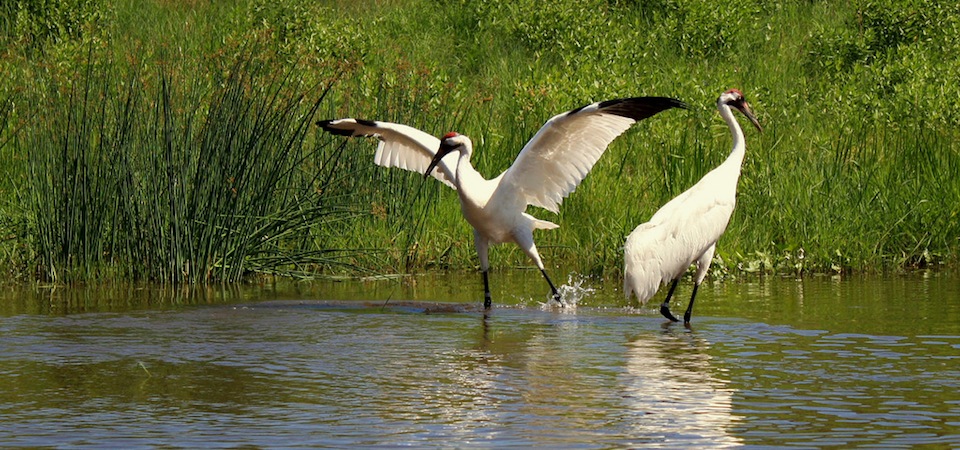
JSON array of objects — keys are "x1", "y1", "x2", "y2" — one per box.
[
  {"x1": 424, "y1": 141, "x2": 457, "y2": 179},
  {"x1": 736, "y1": 101, "x2": 763, "y2": 132}
]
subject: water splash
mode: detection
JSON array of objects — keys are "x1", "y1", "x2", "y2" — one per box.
[{"x1": 540, "y1": 273, "x2": 596, "y2": 310}]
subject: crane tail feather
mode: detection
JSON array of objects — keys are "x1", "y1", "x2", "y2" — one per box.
[{"x1": 534, "y1": 219, "x2": 559, "y2": 230}]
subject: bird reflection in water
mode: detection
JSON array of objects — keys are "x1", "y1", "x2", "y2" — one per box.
[{"x1": 618, "y1": 329, "x2": 742, "y2": 446}]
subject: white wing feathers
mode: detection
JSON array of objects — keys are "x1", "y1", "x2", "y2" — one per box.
[
  {"x1": 318, "y1": 97, "x2": 685, "y2": 201},
  {"x1": 503, "y1": 111, "x2": 636, "y2": 213},
  {"x1": 317, "y1": 118, "x2": 458, "y2": 190},
  {"x1": 500, "y1": 97, "x2": 686, "y2": 213}
]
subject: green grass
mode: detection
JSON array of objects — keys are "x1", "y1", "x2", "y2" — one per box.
[
  {"x1": 17, "y1": 45, "x2": 361, "y2": 282},
  {"x1": 0, "y1": 0, "x2": 958, "y2": 283}
]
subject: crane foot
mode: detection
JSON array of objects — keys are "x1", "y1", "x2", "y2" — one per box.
[
  {"x1": 660, "y1": 300, "x2": 680, "y2": 322},
  {"x1": 552, "y1": 292, "x2": 564, "y2": 307}
]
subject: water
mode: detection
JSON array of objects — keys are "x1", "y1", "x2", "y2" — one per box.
[{"x1": 1, "y1": 271, "x2": 958, "y2": 448}]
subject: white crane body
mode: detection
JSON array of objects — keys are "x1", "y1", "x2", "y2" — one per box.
[{"x1": 623, "y1": 89, "x2": 761, "y2": 324}]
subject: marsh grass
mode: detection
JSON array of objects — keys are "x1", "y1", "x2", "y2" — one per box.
[
  {"x1": 24, "y1": 46, "x2": 361, "y2": 282},
  {"x1": 2, "y1": 0, "x2": 959, "y2": 283}
]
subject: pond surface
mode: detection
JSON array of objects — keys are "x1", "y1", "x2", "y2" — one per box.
[{"x1": 1, "y1": 271, "x2": 959, "y2": 448}]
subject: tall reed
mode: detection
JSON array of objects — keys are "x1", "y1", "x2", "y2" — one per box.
[{"x1": 24, "y1": 47, "x2": 358, "y2": 282}]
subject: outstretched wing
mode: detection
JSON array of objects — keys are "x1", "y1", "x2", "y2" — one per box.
[
  {"x1": 317, "y1": 118, "x2": 458, "y2": 189},
  {"x1": 498, "y1": 97, "x2": 686, "y2": 213}
]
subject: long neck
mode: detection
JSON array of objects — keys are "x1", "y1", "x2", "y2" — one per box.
[
  {"x1": 718, "y1": 102, "x2": 746, "y2": 168},
  {"x1": 451, "y1": 144, "x2": 485, "y2": 195}
]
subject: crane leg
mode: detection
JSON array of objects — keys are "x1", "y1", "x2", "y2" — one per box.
[
  {"x1": 482, "y1": 270, "x2": 492, "y2": 310},
  {"x1": 683, "y1": 283, "x2": 699, "y2": 324},
  {"x1": 540, "y1": 269, "x2": 562, "y2": 305},
  {"x1": 660, "y1": 279, "x2": 681, "y2": 322},
  {"x1": 476, "y1": 232, "x2": 493, "y2": 310},
  {"x1": 684, "y1": 246, "x2": 713, "y2": 324},
  {"x1": 514, "y1": 231, "x2": 562, "y2": 306}
]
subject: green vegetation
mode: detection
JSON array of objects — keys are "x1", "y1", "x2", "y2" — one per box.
[{"x1": 0, "y1": 0, "x2": 958, "y2": 284}]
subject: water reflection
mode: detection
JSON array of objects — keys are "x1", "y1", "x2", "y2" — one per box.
[
  {"x1": 705, "y1": 271, "x2": 960, "y2": 336},
  {"x1": 462, "y1": 310, "x2": 743, "y2": 447},
  {"x1": 620, "y1": 329, "x2": 741, "y2": 447},
  {"x1": 0, "y1": 282, "x2": 287, "y2": 316},
  {"x1": 704, "y1": 318, "x2": 960, "y2": 447},
  {"x1": 0, "y1": 272, "x2": 959, "y2": 447}
]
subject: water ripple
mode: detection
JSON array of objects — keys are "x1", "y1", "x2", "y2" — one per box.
[{"x1": 1, "y1": 275, "x2": 960, "y2": 448}]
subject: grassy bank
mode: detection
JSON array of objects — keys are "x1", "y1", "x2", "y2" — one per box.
[{"x1": 0, "y1": 0, "x2": 958, "y2": 283}]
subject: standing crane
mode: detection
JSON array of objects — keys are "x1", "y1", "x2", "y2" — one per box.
[
  {"x1": 319, "y1": 96, "x2": 685, "y2": 309},
  {"x1": 623, "y1": 89, "x2": 761, "y2": 324}
]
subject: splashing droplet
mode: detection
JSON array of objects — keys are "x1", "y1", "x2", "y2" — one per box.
[{"x1": 541, "y1": 273, "x2": 596, "y2": 309}]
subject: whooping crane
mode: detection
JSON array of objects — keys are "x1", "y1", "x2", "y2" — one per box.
[
  {"x1": 623, "y1": 89, "x2": 761, "y2": 324},
  {"x1": 319, "y1": 96, "x2": 686, "y2": 309}
]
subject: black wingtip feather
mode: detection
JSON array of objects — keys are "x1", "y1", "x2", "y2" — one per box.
[
  {"x1": 316, "y1": 119, "x2": 352, "y2": 136},
  {"x1": 316, "y1": 118, "x2": 380, "y2": 137},
  {"x1": 599, "y1": 96, "x2": 689, "y2": 121}
]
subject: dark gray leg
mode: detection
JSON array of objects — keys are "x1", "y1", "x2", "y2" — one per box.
[
  {"x1": 541, "y1": 269, "x2": 563, "y2": 306},
  {"x1": 660, "y1": 279, "x2": 681, "y2": 322},
  {"x1": 683, "y1": 283, "x2": 700, "y2": 324},
  {"x1": 483, "y1": 270, "x2": 492, "y2": 310}
]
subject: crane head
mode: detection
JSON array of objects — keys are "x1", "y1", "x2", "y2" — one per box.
[
  {"x1": 424, "y1": 132, "x2": 468, "y2": 179},
  {"x1": 720, "y1": 89, "x2": 762, "y2": 132}
]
